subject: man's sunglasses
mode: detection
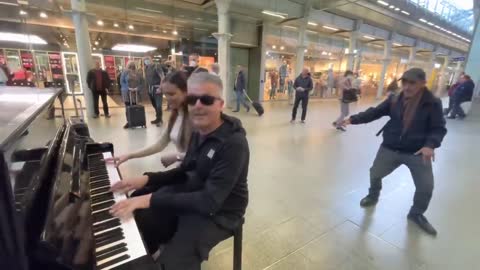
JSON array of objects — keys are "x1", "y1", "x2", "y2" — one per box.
[{"x1": 186, "y1": 95, "x2": 222, "y2": 106}]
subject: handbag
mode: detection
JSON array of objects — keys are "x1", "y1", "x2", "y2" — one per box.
[{"x1": 342, "y1": 88, "x2": 358, "y2": 103}]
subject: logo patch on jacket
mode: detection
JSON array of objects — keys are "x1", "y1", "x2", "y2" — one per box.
[{"x1": 207, "y1": 149, "x2": 215, "y2": 159}]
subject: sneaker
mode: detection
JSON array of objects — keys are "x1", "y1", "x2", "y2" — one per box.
[
  {"x1": 93, "y1": 114, "x2": 99, "y2": 119},
  {"x1": 156, "y1": 121, "x2": 163, "y2": 127},
  {"x1": 290, "y1": 119, "x2": 295, "y2": 123},
  {"x1": 105, "y1": 114, "x2": 111, "y2": 118},
  {"x1": 232, "y1": 110, "x2": 239, "y2": 113},
  {"x1": 360, "y1": 195, "x2": 378, "y2": 207},
  {"x1": 336, "y1": 126, "x2": 347, "y2": 132},
  {"x1": 151, "y1": 119, "x2": 161, "y2": 124},
  {"x1": 332, "y1": 121, "x2": 337, "y2": 128},
  {"x1": 301, "y1": 120, "x2": 305, "y2": 124},
  {"x1": 246, "y1": 107, "x2": 251, "y2": 113},
  {"x1": 407, "y1": 213, "x2": 437, "y2": 236},
  {"x1": 447, "y1": 115, "x2": 456, "y2": 119},
  {"x1": 123, "y1": 123, "x2": 129, "y2": 129}
]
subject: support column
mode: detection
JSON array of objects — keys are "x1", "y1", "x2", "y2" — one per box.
[
  {"x1": 464, "y1": 14, "x2": 480, "y2": 115},
  {"x1": 346, "y1": 31, "x2": 358, "y2": 71},
  {"x1": 354, "y1": 48, "x2": 362, "y2": 72},
  {"x1": 407, "y1": 46, "x2": 417, "y2": 69},
  {"x1": 436, "y1": 56, "x2": 449, "y2": 95},
  {"x1": 377, "y1": 40, "x2": 392, "y2": 99},
  {"x1": 426, "y1": 50, "x2": 437, "y2": 90},
  {"x1": 71, "y1": 0, "x2": 94, "y2": 117},
  {"x1": 258, "y1": 23, "x2": 269, "y2": 102},
  {"x1": 214, "y1": 0, "x2": 232, "y2": 106},
  {"x1": 294, "y1": 0, "x2": 311, "y2": 77},
  {"x1": 452, "y1": 61, "x2": 464, "y2": 83}
]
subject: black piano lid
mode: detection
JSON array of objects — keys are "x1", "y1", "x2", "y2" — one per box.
[{"x1": 0, "y1": 86, "x2": 62, "y2": 151}]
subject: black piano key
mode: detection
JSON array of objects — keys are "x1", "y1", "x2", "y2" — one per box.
[
  {"x1": 90, "y1": 174, "x2": 109, "y2": 181},
  {"x1": 97, "y1": 254, "x2": 130, "y2": 269},
  {"x1": 90, "y1": 170, "x2": 108, "y2": 177},
  {"x1": 90, "y1": 172, "x2": 109, "y2": 179},
  {"x1": 91, "y1": 192, "x2": 114, "y2": 204},
  {"x1": 95, "y1": 242, "x2": 127, "y2": 257},
  {"x1": 95, "y1": 227, "x2": 123, "y2": 243},
  {"x1": 96, "y1": 246, "x2": 128, "y2": 262},
  {"x1": 93, "y1": 210, "x2": 114, "y2": 224},
  {"x1": 93, "y1": 219, "x2": 121, "y2": 233},
  {"x1": 90, "y1": 180, "x2": 111, "y2": 189},
  {"x1": 95, "y1": 233, "x2": 124, "y2": 249},
  {"x1": 91, "y1": 186, "x2": 111, "y2": 196},
  {"x1": 92, "y1": 200, "x2": 115, "y2": 212}
]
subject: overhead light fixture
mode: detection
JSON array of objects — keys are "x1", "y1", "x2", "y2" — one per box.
[
  {"x1": 427, "y1": 22, "x2": 434, "y2": 26},
  {"x1": 0, "y1": 1, "x2": 19, "y2": 6},
  {"x1": 39, "y1": 11, "x2": 47, "y2": 18},
  {"x1": 135, "y1": 7, "x2": 163, "y2": 14},
  {"x1": 353, "y1": 49, "x2": 358, "y2": 54},
  {"x1": 389, "y1": 5, "x2": 395, "y2": 9},
  {"x1": 304, "y1": 49, "x2": 308, "y2": 53},
  {"x1": 172, "y1": 30, "x2": 178, "y2": 35},
  {"x1": 321, "y1": 51, "x2": 328, "y2": 55},
  {"x1": 280, "y1": 46, "x2": 285, "y2": 50},
  {"x1": 401, "y1": 10, "x2": 410, "y2": 15},
  {"x1": 377, "y1": 0, "x2": 389, "y2": 6},
  {"x1": 272, "y1": 45, "x2": 276, "y2": 49},
  {"x1": 419, "y1": 18, "x2": 428, "y2": 23},
  {"x1": 283, "y1": 25, "x2": 297, "y2": 30},
  {"x1": 363, "y1": 35, "x2": 375, "y2": 40},
  {"x1": 322, "y1": 25, "x2": 338, "y2": 31},
  {"x1": 261, "y1": 10, "x2": 287, "y2": 19},
  {"x1": 393, "y1": 42, "x2": 402, "y2": 46},
  {"x1": 434, "y1": 25, "x2": 440, "y2": 29},
  {"x1": 128, "y1": 24, "x2": 134, "y2": 30},
  {"x1": 97, "y1": 20, "x2": 104, "y2": 26},
  {"x1": 0, "y1": 32, "x2": 47, "y2": 44},
  {"x1": 19, "y1": 9, "x2": 27, "y2": 15},
  {"x1": 112, "y1": 44, "x2": 156, "y2": 53},
  {"x1": 434, "y1": 63, "x2": 441, "y2": 68},
  {"x1": 162, "y1": 30, "x2": 167, "y2": 33},
  {"x1": 345, "y1": 48, "x2": 350, "y2": 54},
  {"x1": 328, "y1": 52, "x2": 332, "y2": 56},
  {"x1": 92, "y1": 47, "x2": 96, "y2": 51},
  {"x1": 308, "y1": 21, "x2": 318, "y2": 26},
  {"x1": 394, "y1": 7, "x2": 400, "y2": 11},
  {"x1": 113, "y1": 22, "x2": 119, "y2": 27},
  {"x1": 94, "y1": 41, "x2": 99, "y2": 45}
]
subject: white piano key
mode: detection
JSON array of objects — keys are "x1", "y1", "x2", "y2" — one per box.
[{"x1": 92, "y1": 152, "x2": 147, "y2": 268}]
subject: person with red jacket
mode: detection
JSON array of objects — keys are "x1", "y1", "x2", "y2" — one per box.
[{"x1": 443, "y1": 75, "x2": 463, "y2": 115}]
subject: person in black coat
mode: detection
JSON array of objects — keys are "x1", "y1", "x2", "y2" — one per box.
[
  {"x1": 341, "y1": 68, "x2": 447, "y2": 236},
  {"x1": 86, "y1": 61, "x2": 111, "y2": 118},
  {"x1": 108, "y1": 73, "x2": 250, "y2": 269},
  {"x1": 291, "y1": 68, "x2": 313, "y2": 123},
  {"x1": 233, "y1": 65, "x2": 250, "y2": 112},
  {"x1": 448, "y1": 74, "x2": 475, "y2": 119}
]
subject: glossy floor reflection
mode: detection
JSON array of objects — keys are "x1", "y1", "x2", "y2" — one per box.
[{"x1": 82, "y1": 98, "x2": 480, "y2": 270}]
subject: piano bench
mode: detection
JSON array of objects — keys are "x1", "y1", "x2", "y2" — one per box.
[{"x1": 232, "y1": 220, "x2": 244, "y2": 270}]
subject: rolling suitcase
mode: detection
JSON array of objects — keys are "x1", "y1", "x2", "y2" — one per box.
[
  {"x1": 243, "y1": 89, "x2": 264, "y2": 116},
  {"x1": 127, "y1": 89, "x2": 147, "y2": 128}
]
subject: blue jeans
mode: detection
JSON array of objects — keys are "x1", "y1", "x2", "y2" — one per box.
[
  {"x1": 148, "y1": 85, "x2": 163, "y2": 121},
  {"x1": 235, "y1": 91, "x2": 250, "y2": 111}
]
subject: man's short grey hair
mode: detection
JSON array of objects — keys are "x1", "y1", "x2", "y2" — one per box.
[{"x1": 188, "y1": 72, "x2": 223, "y2": 96}]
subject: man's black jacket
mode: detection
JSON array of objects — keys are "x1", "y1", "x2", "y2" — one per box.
[
  {"x1": 145, "y1": 114, "x2": 249, "y2": 230},
  {"x1": 350, "y1": 90, "x2": 447, "y2": 153}
]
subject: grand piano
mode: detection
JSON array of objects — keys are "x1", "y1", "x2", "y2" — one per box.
[{"x1": 0, "y1": 87, "x2": 155, "y2": 270}]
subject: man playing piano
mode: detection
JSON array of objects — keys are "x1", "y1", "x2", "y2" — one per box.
[{"x1": 109, "y1": 72, "x2": 250, "y2": 270}]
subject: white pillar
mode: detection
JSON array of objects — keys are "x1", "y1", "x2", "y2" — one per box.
[
  {"x1": 346, "y1": 31, "x2": 358, "y2": 71},
  {"x1": 452, "y1": 61, "x2": 463, "y2": 83},
  {"x1": 213, "y1": 0, "x2": 232, "y2": 107},
  {"x1": 436, "y1": 56, "x2": 449, "y2": 95},
  {"x1": 354, "y1": 48, "x2": 362, "y2": 72},
  {"x1": 294, "y1": 0, "x2": 311, "y2": 77},
  {"x1": 407, "y1": 47, "x2": 417, "y2": 69},
  {"x1": 426, "y1": 51, "x2": 437, "y2": 83},
  {"x1": 71, "y1": 0, "x2": 94, "y2": 117},
  {"x1": 258, "y1": 23, "x2": 269, "y2": 102},
  {"x1": 377, "y1": 40, "x2": 392, "y2": 99}
]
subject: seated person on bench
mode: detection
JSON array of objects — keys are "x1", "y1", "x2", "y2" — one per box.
[{"x1": 109, "y1": 72, "x2": 250, "y2": 270}]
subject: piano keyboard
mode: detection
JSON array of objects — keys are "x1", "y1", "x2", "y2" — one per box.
[{"x1": 88, "y1": 152, "x2": 148, "y2": 270}]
